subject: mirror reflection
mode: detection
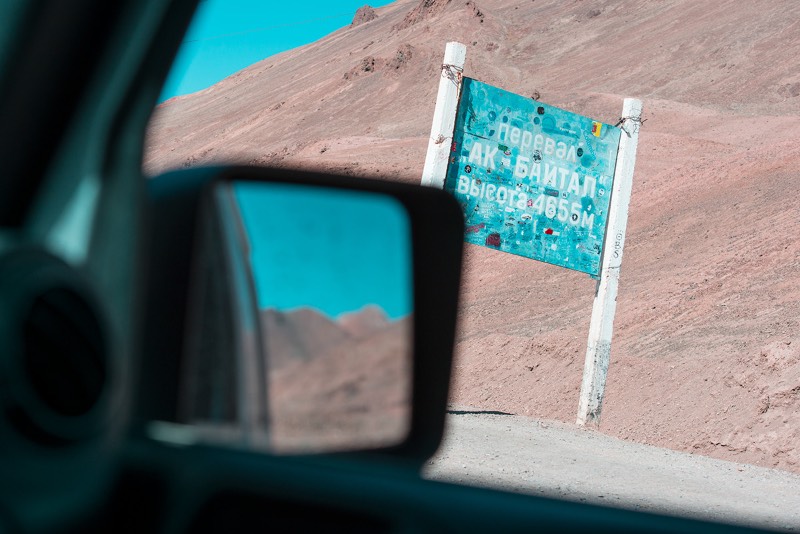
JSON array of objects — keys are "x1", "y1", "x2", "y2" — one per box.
[{"x1": 233, "y1": 181, "x2": 413, "y2": 453}]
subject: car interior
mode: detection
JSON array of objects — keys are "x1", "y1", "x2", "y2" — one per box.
[{"x1": 0, "y1": 0, "x2": 774, "y2": 532}]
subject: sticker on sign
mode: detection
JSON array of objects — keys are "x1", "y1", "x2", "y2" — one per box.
[{"x1": 444, "y1": 78, "x2": 622, "y2": 277}]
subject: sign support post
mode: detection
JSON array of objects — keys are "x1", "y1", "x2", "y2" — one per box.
[
  {"x1": 421, "y1": 41, "x2": 466, "y2": 188},
  {"x1": 421, "y1": 44, "x2": 641, "y2": 425},
  {"x1": 576, "y1": 98, "x2": 642, "y2": 427}
]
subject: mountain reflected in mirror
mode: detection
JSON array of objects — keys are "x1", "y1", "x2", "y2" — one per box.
[
  {"x1": 264, "y1": 305, "x2": 411, "y2": 453},
  {"x1": 234, "y1": 181, "x2": 414, "y2": 453}
]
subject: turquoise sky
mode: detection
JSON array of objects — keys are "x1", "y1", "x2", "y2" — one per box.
[
  {"x1": 234, "y1": 183, "x2": 413, "y2": 319},
  {"x1": 161, "y1": 0, "x2": 394, "y2": 101}
]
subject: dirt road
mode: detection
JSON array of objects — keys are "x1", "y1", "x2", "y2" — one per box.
[{"x1": 423, "y1": 410, "x2": 800, "y2": 532}]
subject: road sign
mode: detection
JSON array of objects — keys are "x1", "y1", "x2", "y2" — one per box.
[
  {"x1": 422, "y1": 43, "x2": 642, "y2": 427},
  {"x1": 444, "y1": 78, "x2": 622, "y2": 277}
]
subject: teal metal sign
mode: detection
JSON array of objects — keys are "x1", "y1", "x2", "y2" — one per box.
[{"x1": 444, "y1": 78, "x2": 622, "y2": 277}]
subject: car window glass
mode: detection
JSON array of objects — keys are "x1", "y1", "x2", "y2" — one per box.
[
  {"x1": 144, "y1": 1, "x2": 800, "y2": 530},
  {"x1": 0, "y1": 0, "x2": 27, "y2": 80}
]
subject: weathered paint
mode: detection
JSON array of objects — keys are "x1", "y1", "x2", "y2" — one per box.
[
  {"x1": 577, "y1": 98, "x2": 643, "y2": 426},
  {"x1": 421, "y1": 42, "x2": 467, "y2": 189},
  {"x1": 444, "y1": 78, "x2": 622, "y2": 277}
]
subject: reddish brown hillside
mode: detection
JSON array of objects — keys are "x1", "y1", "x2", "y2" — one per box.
[
  {"x1": 145, "y1": 0, "x2": 800, "y2": 473},
  {"x1": 264, "y1": 307, "x2": 412, "y2": 452},
  {"x1": 261, "y1": 307, "x2": 350, "y2": 369},
  {"x1": 338, "y1": 305, "x2": 391, "y2": 338}
]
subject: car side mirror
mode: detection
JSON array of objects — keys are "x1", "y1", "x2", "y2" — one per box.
[{"x1": 139, "y1": 166, "x2": 464, "y2": 466}]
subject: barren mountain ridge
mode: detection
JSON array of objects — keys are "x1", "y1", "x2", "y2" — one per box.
[{"x1": 146, "y1": 0, "x2": 800, "y2": 473}]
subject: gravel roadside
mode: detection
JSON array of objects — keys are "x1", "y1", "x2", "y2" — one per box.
[{"x1": 422, "y1": 409, "x2": 800, "y2": 532}]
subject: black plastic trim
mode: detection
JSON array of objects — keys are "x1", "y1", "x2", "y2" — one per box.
[{"x1": 139, "y1": 166, "x2": 464, "y2": 467}]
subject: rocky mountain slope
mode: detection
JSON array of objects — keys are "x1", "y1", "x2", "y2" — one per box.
[{"x1": 145, "y1": 0, "x2": 800, "y2": 473}]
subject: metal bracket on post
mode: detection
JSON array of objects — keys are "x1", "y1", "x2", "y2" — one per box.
[
  {"x1": 421, "y1": 41, "x2": 467, "y2": 189},
  {"x1": 576, "y1": 98, "x2": 642, "y2": 427}
]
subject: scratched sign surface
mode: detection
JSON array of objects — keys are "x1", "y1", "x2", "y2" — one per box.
[{"x1": 444, "y1": 78, "x2": 622, "y2": 277}]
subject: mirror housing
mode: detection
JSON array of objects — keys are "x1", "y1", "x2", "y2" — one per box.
[{"x1": 139, "y1": 166, "x2": 464, "y2": 466}]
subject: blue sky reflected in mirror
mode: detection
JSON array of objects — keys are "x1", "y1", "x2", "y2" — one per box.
[{"x1": 234, "y1": 182, "x2": 412, "y2": 319}]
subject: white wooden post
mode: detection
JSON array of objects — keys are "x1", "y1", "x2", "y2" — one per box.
[
  {"x1": 576, "y1": 98, "x2": 642, "y2": 427},
  {"x1": 421, "y1": 41, "x2": 467, "y2": 188}
]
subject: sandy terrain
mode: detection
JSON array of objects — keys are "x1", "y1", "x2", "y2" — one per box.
[{"x1": 145, "y1": 0, "x2": 800, "y2": 473}]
